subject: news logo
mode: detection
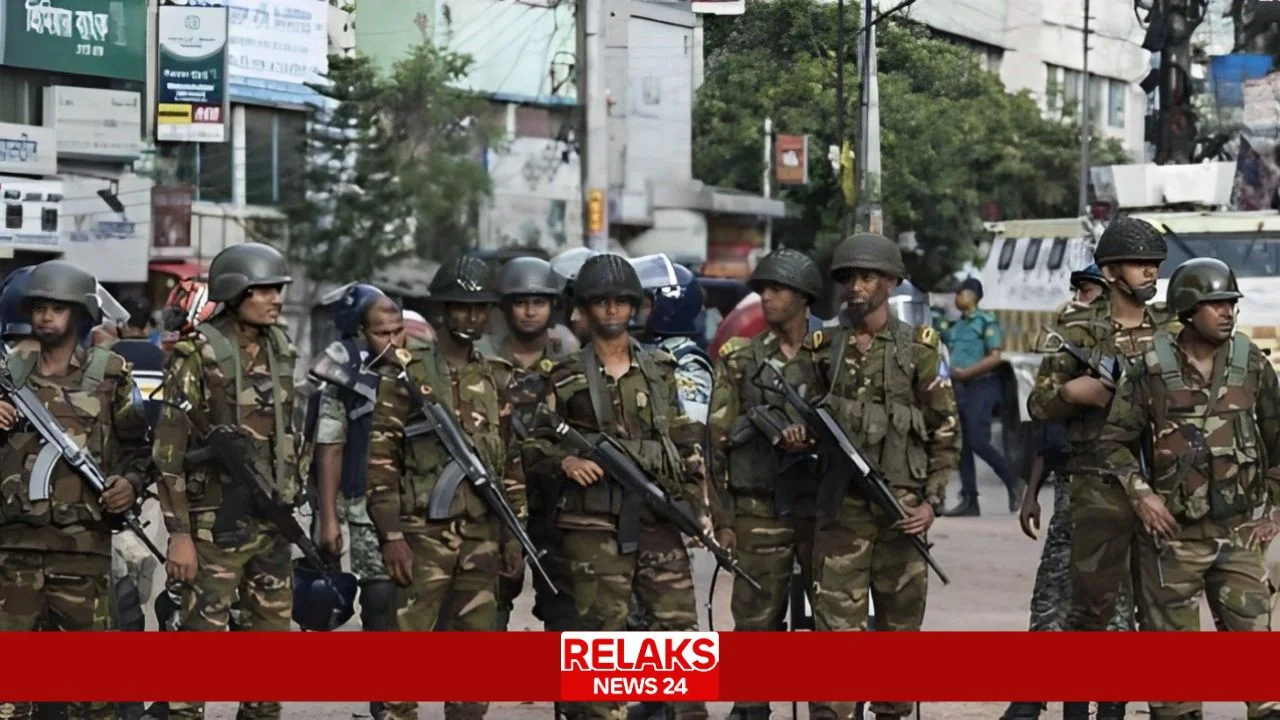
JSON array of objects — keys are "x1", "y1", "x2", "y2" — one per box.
[{"x1": 560, "y1": 632, "x2": 720, "y2": 701}]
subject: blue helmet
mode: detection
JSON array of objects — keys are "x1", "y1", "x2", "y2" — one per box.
[
  {"x1": 1070, "y1": 263, "x2": 1106, "y2": 291},
  {"x1": 292, "y1": 562, "x2": 358, "y2": 632},
  {"x1": 629, "y1": 254, "x2": 702, "y2": 338},
  {"x1": 320, "y1": 282, "x2": 392, "y2": 339},
  {"x1": 0, "y1": 266, "x2": 36, "y2": 341}
]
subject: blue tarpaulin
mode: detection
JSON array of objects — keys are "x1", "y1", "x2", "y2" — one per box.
[{"x1": 1210, "y1": 54, "x2": 1275, "y2": 109}]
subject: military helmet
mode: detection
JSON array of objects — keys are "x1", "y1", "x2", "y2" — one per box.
[
  {"x1": 499, "y1": 256, "x2": 563, "y2": 298},
  {"x1": 23, "y1": 260, "x2": 102, "y2": 323},
  {"x1": 429, "y1": 256, "x2": 499, "y2": 304},
  {"x1": 1069, "y1": 262, "x2": 1106, "y2": 290},
  {"x1": 1092, "y1": 216, "x2": 1167, "y2": 266},
  {"x1": 207, "y1": 242, "x2": 292, "y2": 303},
  {"x1": 749, "y1": 248, "x2": 823, "y2": 303},
  {"x1": 0, "y1": 266, "x2": 37, "y2": 340},
  {"x1": 1166, "y1": 257, "x2": 1242, "y2": 318},
  {"x1": 291, "y1": 562, "x2": 358, "y2": 632},
  {"x1": 574, "y1": 253, "x2": 644, "y2": 305},
  {"x1": 830, "y1": 233, "x2": 907, "y2": 281}
]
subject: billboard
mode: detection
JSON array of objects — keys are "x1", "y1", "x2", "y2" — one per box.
[
  {"x1": 43, "y1": 86, "x2": 141, "y2": 160},
  {"x1": 0, "y1": 0, "x2": 147, "y2": 80},
  {"x1": 156, "y1": 4, "x2": 229, "y2": 143}
]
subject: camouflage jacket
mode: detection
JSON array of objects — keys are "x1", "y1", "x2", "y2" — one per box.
[
  {"x1": 708, "y1": 330, "x2": 826, "y2": 528},
  {"x1": 0, "y1": 342, "x2": 150, "y2": 557},
  {"x1": 522, "y1": 341, "x2": 707, "y2": 532},
  {"x1": 816, "y1": 318, "x2": 960, "y2": 512},
  {"x1": 488, "y1": 334, "x2": 572, "y2": 446},
  {"x1": 365, "y1": 343, "x2": 517, "y2": 543},
  {"x1": 152, "y1": 313, "x2": 299, "y2": 536},
  {"x1": 1027, "y1": 296, "x2": 1178, "y2": 473},
  {"x1": 1099, "y1": 330, "x2": 1280, "y2": 528}
]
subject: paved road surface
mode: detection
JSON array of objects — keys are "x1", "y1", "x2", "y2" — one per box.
[{"x1": 135, "y1": 465, "x2": 1275, "y2": 719}]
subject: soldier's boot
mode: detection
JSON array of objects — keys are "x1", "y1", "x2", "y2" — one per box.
[
  {"x1": 117, "y1": 703, "x2": 146, "y2": 720},
  {"x1": 725, "y1": 707, "x2": 771, "y2": 720},
  {"x1": 625, "y1": 702, "x2": 667, "y2": 720},
  {"x1": 141, "y1": 703, "x2": 168, "y2": 719},
  {"x1": 360, "y1": 580, "x2": 396, "y2": 720},
  {"x1": 1095, "y1": 702, "x2": 1126, "y2": 719},
  {"x1": 1062, "y1": 702, "x2": 1091, "y2": 720},
  {"x1": 943, "y1": 495, "x2": 979, "y2": 517},
  {"x1": 999, "y1": 702, "x2": 1044, "y2": 719}
]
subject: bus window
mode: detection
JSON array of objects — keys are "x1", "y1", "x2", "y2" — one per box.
[
  {"x1": 1047, "y1": 237, "x2": 1068, "y2": 270},
  {"x1": 1023, "y1": 237, "x2": 1043, "y2": 271},
  {"x1": 997, "y1": 238, "x2": 1018, "y2": 270},
  {"x1": 1160, "y1": 234, "x2": 1280, "y2": 278}
]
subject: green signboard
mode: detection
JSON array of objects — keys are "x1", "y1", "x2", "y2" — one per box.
[{"x1": 0, "y1": 0, "x2": 147, "y2": 81}]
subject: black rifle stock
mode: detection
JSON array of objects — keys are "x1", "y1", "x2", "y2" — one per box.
[
  {"x1": 533, "y1": 405, "x2": 764, "y2": 593},
  {"x1": 0, "y1": 343, "x2": 164, "y2": 563},
  {"x1": 753, "y1": 363, "x2": 951, "y2": 585},
  {"x1": 391, "y1": 369, "x2": 557, "y2": 595}
]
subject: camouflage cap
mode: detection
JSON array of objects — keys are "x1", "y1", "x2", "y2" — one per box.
[
  {"x1": 574, "y1": 253, "x2": 644, "y2": 304},
  {"x1": 1166, "y1": 257, "x2": 1242, "y2": 317},
  {"x1": 1092, "y1": 216, "x2": 1167, "y2": 266},
  {"x1": 429, "y1": 256, "x2": 499, "y2": 304},
  {"x1": 830, "y1": 233, "x2": 907, "y2": 280},
  {"x1": 748, "y1": 248, "x2": 823, "y2": 303},
  {"x1": 23, "y1": 260, "x2": 102, "y2": 323}
]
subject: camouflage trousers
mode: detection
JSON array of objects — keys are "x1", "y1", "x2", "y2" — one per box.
[
  {"x1": 1028, "y1": 477, "x2": 1132, "y2": 632},
  {"x1": 0, "y1": 550, "x2": 113, "y2": 720},
  {"x1": 384, "y1": 515, "x2": 501, "y2": 720},
  {"x1": 560, "y1": 522, "x2": 706, "y2": 720},
  {"x1": 339, "y1": 496, "x2": 390, "y2": 582},
  {"x1": 728, "y1": 512, "x2": 816, "y2": 719},
  {"x1": 168, "y1": 515, "x2": 294, "y2": 720},
  {"x1": 1066, "y1": 475, "x2": 1138, "y2": 633},
  {"x1": 1135, "y1": 523, "x2": 1280, "y2": 719},
  {"x1": 811, "y1": 496, "x2": 927, "y2": 720}
]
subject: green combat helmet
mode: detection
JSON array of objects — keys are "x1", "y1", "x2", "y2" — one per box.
[
  {"x1": 207, "y1": 243, "x2": 292, "y2": 303},
  {"x1": 24, "y1": 260, "x2": 102, "y2": 323},
  {"x1": 574, "y1": 253, "x2": 644, "y2": 304},
  {"x1": 1166, "y1": 257, "x2": 1242, "y2": 320},
  {"x1": 1092, "y1": 216, "x2": 1167, "y2": 266},
  {"x1": 831, "y1": 232, "x2": 907, "y2": 283},
  {"x1": 748, "y1": 248, "x2": 823, "y2": 304},
  {"x1": 499, "y1": 257, "x2": 563, "y2": 299},
  {"x1": 429, "y1": 256, "x2": 500, "y2": 303}
]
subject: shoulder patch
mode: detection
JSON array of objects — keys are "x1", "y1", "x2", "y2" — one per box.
[
  {"x1": 806, "y1": 330, "x2": 832, "y2": 350},
  {"x1": 914, "y1": 325, "x2": 940, "y2": 349},
  {"x1": 719, "y1": 336, "x2": 750, "y2": 357}
]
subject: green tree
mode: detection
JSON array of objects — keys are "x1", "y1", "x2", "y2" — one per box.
[{"x1": 694, "y1": 0, "x2": 1128, "y2": 289}]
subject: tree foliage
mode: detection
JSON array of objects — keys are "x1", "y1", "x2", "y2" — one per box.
[
  {"x1": 694, "y1": 0, "x2": 1129, "y2": 289},
  {"x1": 287, "y1": 44, "x2": 497, "y2": 284}
]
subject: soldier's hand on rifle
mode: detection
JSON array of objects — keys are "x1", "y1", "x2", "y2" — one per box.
[
  {"x1": 382, "y1": 538, "x2": 414, "y2": 587},
  {"x1": 318, "y1": 513, "x2": 344, "y2": 558},
  {"x1": 500, "y1": 537, "x2": 525, "y2": 581},
  {"x1": 1018, "y1": 489, "x2": 1042, "y2": 540},
  {"x1": 1134, "y1": 494, "x2": 1178, "y2": 540},
  {"x1": 166, "y1": 533, "x2": 199, "y2": 584},
  {"x1": 562, "y1": 456, "x2": 604, "y2": 487},
  {"x1": 1060, "y1": 376, "x2": 1113, "y2": 408},
  {"x1": 893, "y1": 502, "x2": 936, "y2": 536},
  {"x1": 779, "y1": 424, "x2": 810, "y2": 453},
  {"x1": 0, "y1": 400, "x2": 16, "y2": 430},
  {"x1": 101, "y1": 476, "x2": 136, "y2": 514},
  {"x1": 714, "y1": 528, "x2": 736, "y2": 553}
]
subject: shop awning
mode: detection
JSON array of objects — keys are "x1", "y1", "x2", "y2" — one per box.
[{"x1": 148, "y1": 260, "x2": 208, "y2": 280}]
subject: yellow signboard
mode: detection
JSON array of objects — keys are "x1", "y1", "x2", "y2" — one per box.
[
  {"x1": 587, "y1": 189, "x2": 605, "y2": 235},
  {"x1": 156, "y1": 103, "x2": 193, "y2": 124}
]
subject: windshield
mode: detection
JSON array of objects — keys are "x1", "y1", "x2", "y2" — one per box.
[{"x1": 1159, "y1": 232, "x2": 1280, "y2": 278}]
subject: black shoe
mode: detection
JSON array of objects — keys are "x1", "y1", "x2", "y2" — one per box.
[
  {"x1": 626, "y1": 702, "x2": 667, "y2": 720},
  {"x1": 118, "y1": 703, "x2": 146, "y2": 720},
  {"x1": 943, "y1": 496, "x2": 980, "y2": 517},
  {"x1": 1000, "y1": 702, "x2": 1044, "y2": 719},
  {"x1": 1062, "y1": 702, "x2": 1091, "y2": 720},
  {"x1": 1096, "y1": 702, "x2": 1126, "y2": 719}
]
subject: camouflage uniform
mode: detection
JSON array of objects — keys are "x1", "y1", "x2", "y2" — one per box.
[
  {"x1": 153, "y1": 263, "x2": 300, "y2": 720},
  {"x1": 1100, "y1": 258, "x2": 1280, "y2": 720},
  {"x1": 709, "y1": 330, "x2": 824, "y2": 720},
  {"x1": 814, "y1": 234, "x2": 960, "y2": 720},
  {"x1": 1027, "y1": 295, "x2": 1178, "y2": 634},
  {"x1": 0, "y1": 336, "x2": 149, "y2": 720},
  {"x1": 366, "y1": 341, "x2": 514, "y2": 720}
]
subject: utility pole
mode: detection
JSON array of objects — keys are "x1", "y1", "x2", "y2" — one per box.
[
  {"x1": 578, "y1": 0, "x2": 609, "y2": 250},
  {"x1": 855, "y1": 0, "x2": 882, "y2": 235},
  {"x1": 1078, "y1": 0, "x2": 1091, "y2": 216},
  {"x1": 836, "y1": 0, "x2": 847, "y2": 235},
  {"x1": 763, "y1": 116, "x2": 773, "y2": 252},
  {"x1": 1154, "y1": 0, "x2": 1200, "y2": 165}
]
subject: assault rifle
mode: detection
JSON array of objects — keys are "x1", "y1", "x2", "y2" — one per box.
[
  {"x1": 0, "y1": 343, "x2": 164, "y2": 563},
  {"x1": 1040, "y1": 329, "x2": 1125, "y2": 385},
  {"x1": 533, "y1": 404, "x2": 764, "y2": 593},
  {"x1": 386, "y1": 355, "x2": 557, "y2": 594},
  {"x1": 752, "y1": 363, "x2": 950, "y2": 585}
]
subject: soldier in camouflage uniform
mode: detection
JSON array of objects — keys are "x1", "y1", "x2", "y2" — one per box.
[
  {"x1": 814, "y1": 234, "x2": 959, "y2": 720},
  {"x1": 1099, "y1": 258, "x2": 1280, "y2": 720},
  {"x1": 487, "y1": 257, "x2": 574, "y2": 633},
  {"x1": 522, "y1": 253, "x2": 709, "y2": 720},
  {"x1": 708, "y1": 249, "x2": 826, "y2": 720},
  {"x1": 152, "y1": 243, "x2": 300, "y2": 720},
  {"x1": 0, "y1": 261, "x2": 150, "y2": 720},
  {"x1": 366, "y1": 256, "x2": 516, "y2": 720},
  {"x1": 1024, "y1": 216, "x2": 1175, "y2": 720}
]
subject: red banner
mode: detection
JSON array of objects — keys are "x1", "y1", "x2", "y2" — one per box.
[{"x1": 0, "y1": 632, "x2": 1276, "y2": 701}]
